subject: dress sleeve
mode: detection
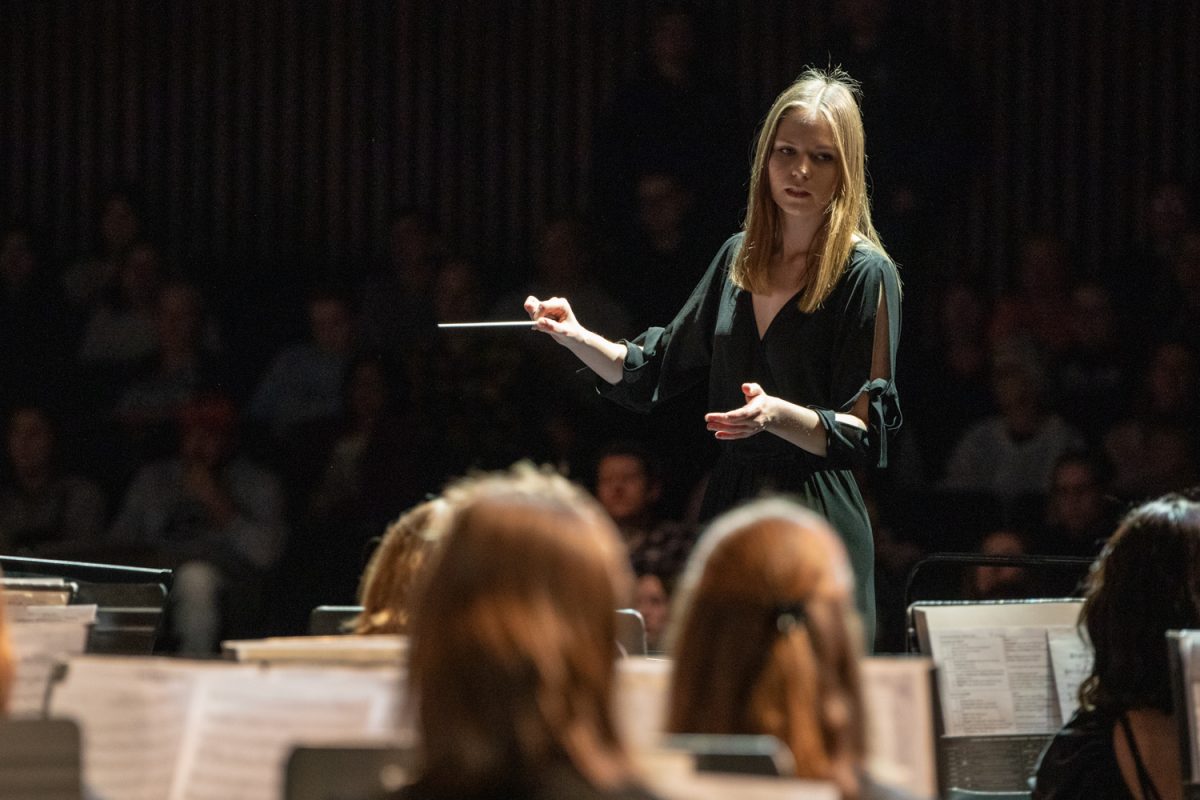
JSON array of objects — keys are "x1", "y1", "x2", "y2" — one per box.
[
  {"x1": 597, "y1": 235, "x2": 738, "y2": 414},
  {"x1": 811, "y1": 247, "x2": 903, "y2": 469}
]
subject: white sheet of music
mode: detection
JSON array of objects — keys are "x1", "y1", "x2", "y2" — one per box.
[
  {"x1": 49, "y1": 658, "x2": 232, "y2": 800},
  {"x1": 928, "y1": 625, "x2": 1061, "y2": 736},
  {"x1": 860, "y1": 656, "x2": 937, "y2": 799},
  {"x1": 169, "y1": 667, "x2": 399, "y2": 800},
  {"x1": 1046, "y1": 626, "x2": 1091, "y2": 723},
  {"x1": 7, "y1": 618, "x2": 92, "y2": 715}
]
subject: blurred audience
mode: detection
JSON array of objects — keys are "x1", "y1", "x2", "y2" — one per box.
[
  {"x1": 0, "y1": 406, "x2": 106, "y2": 559},
  {"x1": 963, "y1": 528, "x2": 1036, "y2": 601},
  {"x1": 107, "y1": 394, "x2": 287, "y2": 654},
  {"x1": 943, "y1": 340, "x2": 1084, "y2": 499},
  {"x1": 62, "y1": 187, "x2": 145, "y2": 312},
  {"x1": 1103, "y1": 340, "x2": 1200, "y2": 502},
  {"x1": 248, "y1": 287, "x2": 355, "y2": 441}
]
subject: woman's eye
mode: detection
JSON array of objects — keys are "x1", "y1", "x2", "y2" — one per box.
[
  {"x1": 814, "y1": 152, "x2": 834, "y2": 162},
  {"x1": 776, "y1": 146, "x2": 795, "y2": 155}
]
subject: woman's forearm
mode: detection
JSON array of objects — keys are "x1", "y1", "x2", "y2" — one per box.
[
  {"x1": 764, "y1": 398, "x2": 867, "y2": 457},
  {"x1": 562, "y1": 330, "x2": 628, "y2": 385}
]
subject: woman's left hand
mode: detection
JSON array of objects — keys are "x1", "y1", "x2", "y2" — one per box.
[{"x1": 705, "y1": 383, "x2": 777, "y2": 439}]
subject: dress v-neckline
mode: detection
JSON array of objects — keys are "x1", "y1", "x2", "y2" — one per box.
[{"x1": 750, "y1": 289, "x2": 804, "y2": 342}]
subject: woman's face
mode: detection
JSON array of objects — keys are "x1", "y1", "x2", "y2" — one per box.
[
  {"x1": 634, "y1": 574, "x2": 670, "y2": 649},
  {"x1": 766, "y1": 111, "x2": 840, "y2": 223}
]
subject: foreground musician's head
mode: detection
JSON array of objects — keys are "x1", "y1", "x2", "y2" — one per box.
[
  {"x1": 1034, "y1": 493, "x2": 1200, "y2": 799},
  {"x1": 401, "y1": 463, "x2": 657, "y2": 800},
  {"x1": 667, "y1": 497, "x2": 866, "y2": 796},
  {"x1": 352, "y1": 498, "x2": 449, "y2": 635}
]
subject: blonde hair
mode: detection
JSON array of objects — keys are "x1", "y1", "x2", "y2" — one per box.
[
  {"x1": 352, "y1": 498, "x2": 448, "y2": 635},
  {"x1": 407, "y1": 462, "x2": 636, "y2": 794},
  {"x1": 734, "y1": 67, "x2": 887, "y2": 312},
  {"x1": 667, "y1": 498, "x2": 865, "y2": 784}
]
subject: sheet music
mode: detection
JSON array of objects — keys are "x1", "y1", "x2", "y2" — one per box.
[
  {"x1": 8, "y1": 604, "x2": 98, "y2": 623},
  {"x1": 49, "y1": 659, "x2": 227, "y2": 800},
  {"x1": 48, "y1": 658, "x2": 399, "y2": 800},
  {"x1": 860, "y1": 657, "x2": 937, "y2": 799},
  {"x1": 169, "y1": 667, "x2": 399, "y2": 800},
  {"x1": 7, "y1": 619, "x2": 92, "y2": 715},
  {"x1": 1047, "y1": 626, "x2": 1091, "y2": 723},
  {"x1": 928, "y1": 626, "x2": 1060, "y2": 736}
]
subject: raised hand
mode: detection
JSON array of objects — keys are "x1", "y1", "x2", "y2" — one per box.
[
  {"x1": 525, "y1": 295, "x2": 584, "y2": 345},
  {"x1": 705, "y1": 382, "x2": 777, "y2": 440}
]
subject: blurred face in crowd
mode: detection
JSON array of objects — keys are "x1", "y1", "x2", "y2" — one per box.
[
  {"x1": 1049, "y1": 461, "x2": 1105, "y2": 534},
  {"x1": 972, "y1": 529, "x2": 1027, "y2": 598},
  {"x1": 348, "y1": 361, "x2": 390, "y2": 424},
  {"x1": 7, "y1": 408, "x2": 54, "y2": 480},
  {"x1": 595, "y1": 453, "x2": 657, "y2": 524},
  {"x1": 433, "y1": 260, "x2": 484, "y2": 324},
  {"x1": 181, "y1": 423, "x2": 231, "y2": 470},
  {"x1": 157, "y1": 285, "x2": 204, "y2": 353},
  {"x1": 121, "y1": 244, "x2": 162, "y2": 307},
  {"x1": 309, "y1": 298, "x2": 353, "y2": 355},
  {"x1": 1147, "y1": 342, "x2": 1199, "y2": 414},
  {"x1": 634, "y1": 574, "x2": 670, "y2": 651},
  {"x1": 101, "y1": 196, "x2": 140, "y2": 254}
]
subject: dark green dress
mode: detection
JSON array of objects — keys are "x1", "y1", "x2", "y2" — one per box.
[{"x1": 600, "y1": 232, "x2": 902, "y2": 640}]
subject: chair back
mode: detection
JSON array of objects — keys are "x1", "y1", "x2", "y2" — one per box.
[
  {"x1": 309, "y1": 605, "x2": 362, "y2": 636},
  {"x1": 0, "y1": 718, "x2": 82, "y2": 800},
  {"x1": 615, "y1": 608, "x2": 647, "y2": 656},
  {"x1": 663, "y1": 733, "x2": 796, "y2": 777},
  {"x1": 285, "y1": 745, "x2": 409, "y2": 800}
]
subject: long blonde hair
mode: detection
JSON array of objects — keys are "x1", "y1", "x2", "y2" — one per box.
[{"x1": 734, "y1": 67, "x2": 887, "y2": 312}]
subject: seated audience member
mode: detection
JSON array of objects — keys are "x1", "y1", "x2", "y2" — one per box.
[
  {"x1": 593, "y1": 441, "x2": 696, "y2": 570},
  {"x1": 667, "y1": 497, "x2": 911, "y2": 799},
  {"x1": 630, "y1": 549, "x2": 686, "y2": 656},
  {"x1": 963, "y1": 528, "x2": 1038, "y2": 601},
  {"x1": 62, "y1": 187, "x2": 144, "y2": 312},
  {"x1": 1054, "y1": 282, "x2": 1132, "y2": 440},
  {"x1": 107, "y1": 394, "x2": 287, "y2": 655},
  {"x1": 113, "y1": 281, "x2": 226, "y2": 459},
  {"x1": 1041, "y1": 451, "x2": 1117, "y2": 559},
  {"x1": 0, "y1": 405, "x2": 106, "y2": 558},
  {"x1": 1104, "y1": 340, "x2": 1200, "y2": 502},
  {"x1": 305, "y1": 352, "x2": 438, "y2": 602},
  {"x1": 943, "y1": 339, "x2": 1083, "y2": 499},
  {"x1": 76, "y1": 242, "x2": 164, "y2": 367},
  {"x1": 398, "y1": 464, "x2": 659, "y2": 800},
  {"x1": 1033, "y1": 494, "x2": 1200, "y2": 800},
  {"x1": 351, "y1": 498, "x2": 449, "y2": 635},
  {"x1": 247, "y1": 287, "x2": 355, "y2": 440}
]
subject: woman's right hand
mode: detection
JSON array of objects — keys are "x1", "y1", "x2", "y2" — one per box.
[
  {"x1": 525, "y1": 295, "x2": 584, "y2": 346},
  {"x1": 524, "y1": 295, "x2": 628, "y2": 385}
]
